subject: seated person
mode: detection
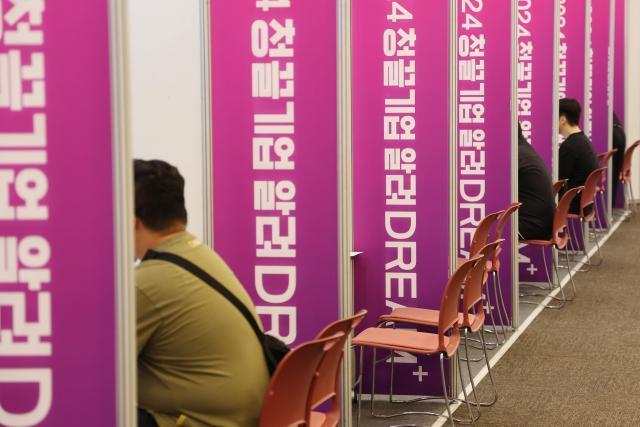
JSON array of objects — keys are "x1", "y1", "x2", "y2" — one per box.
[
  {"x1": 558, "y1": 98, "x2": 598, "y2": 214},
  {"x1": 612, "y1": 112, "x2": 626, "y2": 204},
  {"x1": 518, "y1": 123, "x2": 555, "y2": 240},
  {"x1": 134, "y1": 159, "x2": 269, "y2": 427}
]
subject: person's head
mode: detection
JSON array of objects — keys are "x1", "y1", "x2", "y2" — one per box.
[
  {"x1": 518, "y1": 122, "x2": 527, "y2": 145},
  {"x1": 559, "y1": 98, "x2": 582, "y2": 136},
  {"x1": 613, "y1": 111, "x2": 621, "y2": 127},
  {"x1": 134, "y1": 159, "x2": 188, "y2": 258}
]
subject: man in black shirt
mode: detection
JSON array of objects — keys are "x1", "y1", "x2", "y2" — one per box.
[
  {"x1": 612, "y1": 112, "x2": 626, "y2": 204},
  {"x1": 518, "y1": 123, "x2": 555, "y2": 240},
  {"x1": 559, "y1": 98, "x2": 598, "y2": 214}
]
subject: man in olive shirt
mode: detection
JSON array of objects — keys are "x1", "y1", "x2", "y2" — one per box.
[
  {"x1": 134, "y1": 160, "x2": 269, "y2": 427},
  {"x1": 559, "y1": 98, "x2": 599, "y2": 214},
  {"x1": 518, "y1": 123, "x2": 555, "y2": 240}
]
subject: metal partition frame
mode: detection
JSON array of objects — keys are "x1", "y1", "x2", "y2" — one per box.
[
  {"x1": 553, "y1": 0, "x2": 561, "y2": 185},
  {"x1": 337, "y1": 0, "x2": 354, "y2": 424},
  {"x1": 584, "y1": 0, "x2": 593, "y2": 137},
  {"x1": 608, "y1": 0, "x2": 616, "y2": 221},
  {"x1": 449, "y1": 0, "x2": 459, "y2": 394},
  {"x1": 200, "y1": 0, "x2": 214, "y2": 247},
  {"x1": 510, "y1": 0, "x2": 519, "y2": 328},
  {"x1": 108, "y1": 0, "x2": 137, "y2": 425}
]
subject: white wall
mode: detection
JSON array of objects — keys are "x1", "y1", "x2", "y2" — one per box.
[
  {"x1": 627, "y1": 0, "x2": 640, "y2": 199},
  {"x1": 126, "y1": 0, "x2": 209, "y2": 241}
]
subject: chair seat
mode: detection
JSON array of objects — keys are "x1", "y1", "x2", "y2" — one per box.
[
  {"x1": 379, "y1": 307, "x2": 478, "y2": 331},
  {"x1": 353, "y1": 327, "x2": 448, "y2": 356},
  {"x1": 567, "y1": 213, "x2": 581, "y2": 219}
]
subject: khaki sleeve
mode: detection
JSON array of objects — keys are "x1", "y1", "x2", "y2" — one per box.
[{"x1": 137, "y1": 287, "x2": 161, "y2": 356}]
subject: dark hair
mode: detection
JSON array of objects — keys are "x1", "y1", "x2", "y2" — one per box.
[
  {"x1": 559, "y1": 98, "x2": 581, "y2": 126},
  {"x1": 613, "y1": 111, "x2": 621, "y2": 127},
  {"x1": 134, "y1": 159, "x2": 188, "y2": 231},
  {"x1": 518, "y1": 122, "x2": 527, "y2": 145}
]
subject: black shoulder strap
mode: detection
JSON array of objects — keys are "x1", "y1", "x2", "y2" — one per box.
[{"x1": 142, "y1": 249, "x2": 265, "y2": 343}]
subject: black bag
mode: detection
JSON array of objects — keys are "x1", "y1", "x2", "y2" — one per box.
[{"x1": 142, "y1": 249, "x2": 290, "y2": 376}]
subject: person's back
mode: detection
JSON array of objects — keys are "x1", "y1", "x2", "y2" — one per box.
[
  {"x1": 133, "y1": 159, "x2": 269, "y2": 427},
  {"x1": 612, "y1": 112, "x2": 626, "y2": 204},
  {"x1": 137, "y1": 233, "x2": 269, "y2": 427},
  {"x1": 559, "y1": 131, "x2": 598, "y2": 212},
  {"x1": 518, "y1": 130, "x2": 555, "y2": 240},
  {"x1": 558, "y1": 99, "x2": 598, "y2": 213}
]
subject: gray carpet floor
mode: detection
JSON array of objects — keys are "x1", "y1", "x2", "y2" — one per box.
[
  {"x1": 352, "y1": 212, "x2": 640, "y2": 426},
  {"x1": 459, "y1": 213, "x2": 640, "y2": 426}
]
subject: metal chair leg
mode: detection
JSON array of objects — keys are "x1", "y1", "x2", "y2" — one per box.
[
  {"x1": 357, "y1": 346, "x2": 364, "y2": 427},
  {"x1": 587, "y1": 219, "x2": 603, "y2": 266},
  {"x1": 494, "y1": 272, "x2": 511, "y2": 332},
  {"x1": 490, "y1": 274, "x2": 507, "y2": 342},
  {"x1": 440, "y1": 354, "x2": 455, "y2": 427},
  {"x1": 455, "y1": 350, "x2": 478, "y2": 425},
  {"x1": 561, "y1": 248, "x2": 577, "y2": 299},
  {"x1": 485, "y1": 287, "x2": 502, "y2": 346}
]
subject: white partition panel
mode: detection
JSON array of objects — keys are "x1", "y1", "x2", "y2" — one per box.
[{"x1": 126, "y1": 0, "x2": 210, "y2": 242}]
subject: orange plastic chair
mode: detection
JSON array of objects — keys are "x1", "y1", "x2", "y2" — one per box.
[
  {"x1": 259, "y1": 333, "x2": 344, "y2": 427},
  {"x1": 552, "y1": 179, "x2": 568, "y2": 198},
  {"x1": 594, "y1": 149, "x2": 617, "y2": 231},
  {"x1": 377, "y1": 240, "x2": 505, "y2": 410},
  {"x1": 519, "y1": 186, "x2": 583, "y2": 309},
  {"x1": 597, "y1": 148, "x2": 618, "y2": 167},
  {"x1": 620, "y1": 140, "x2": 640, "y2": 213},
  {"x1": 456, "y1": 210, "x2": 504, "y2": 345},
  {"x1": 353, "y1": 256, "x2": 482, "y2": 427},
  {"x1": 567, "y1": 168, "x2": 606, "y2": 267},
  {"x1": 488, "y1": 203, "x2": 521, "y2": 338},
  {"x1": 310, "y1": 311, "x2": 367, "y2": 427}
]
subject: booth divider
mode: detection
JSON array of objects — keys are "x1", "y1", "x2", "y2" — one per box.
[
  {"x1": 590, "y1": 0, "x2": 615, "y2": 223},
  {"x1": 613, "y1": 0, "x2": 626, "y2": 208},
  {"x1": 352, "y1": 0, "x2": 453, "y2": 397},
  {"x1": 518, "y1": 1, "x2": 561, "y2": 286},
  {"x1": 0, "y1": 1, "x2": 136, "y2": 425},
  {"x1": 457, "y1": 0, "x2": 517, "y2": 328},
  {"x1": 210, "y1": 2, "x2": 343, "y2": 347}
]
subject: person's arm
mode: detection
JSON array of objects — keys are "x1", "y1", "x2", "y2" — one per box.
[
  {"x1": 559, "y1": 142, "x2": 575, "y2": 181},
  {"x1": 137, "y1": 287, "x2": 161, "y2": 355}
]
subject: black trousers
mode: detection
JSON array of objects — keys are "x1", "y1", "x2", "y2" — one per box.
[{"x1": 138, "y1": 408, "x2": 159, "y2": 427}]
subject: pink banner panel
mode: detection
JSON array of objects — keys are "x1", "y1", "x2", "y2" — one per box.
[
  {"x1": 353, "y1": 0, "x2": 451, "y2": 395},
  {"x1": 0, "y1": 1, "x2": 117, "y2": 425},
  {"x1": 518, "y1": 1, "x2": 557, "y2": 283},
  {"x1": 211, "y1": 1, "x2": 340, "y2": 346},
  {"x1": 458, "y1": 0, "x2": 514, "y2": 325}
]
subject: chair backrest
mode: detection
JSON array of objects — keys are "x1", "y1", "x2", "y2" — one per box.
[
  {"x1": 310, "y1": 310, "x2": 367, "y2": 418},
  {"x1": 490, "y1": 203, "x2": 521, "y2": 272},
  {"x1": 621, "y1": 141, "x2": 640, "y2": 181},
  {"x1": 552, "y1": 186, "x2": 583, "y2": 249},
  {"x1": 462, "y1": 240, "x2": 505, "y2": 329},
  {"x1": 469, "y1": 210, "x2": 504, "y2": 257},
  {"x1": 259, "y1": 333, "x2": 344, "y2": 427},
  {"x1": 597, "y1": 148, "x2": 618, "y2": 168},
  {"x1": 437, "y1": 256, "x2": 482, "y2": 357},
  {"x1": 580, "y1": 167, "x2": 606, "y2": 219},
  {"x1": 552, "y1": 179, "x2": 568, "y2": 197}
]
